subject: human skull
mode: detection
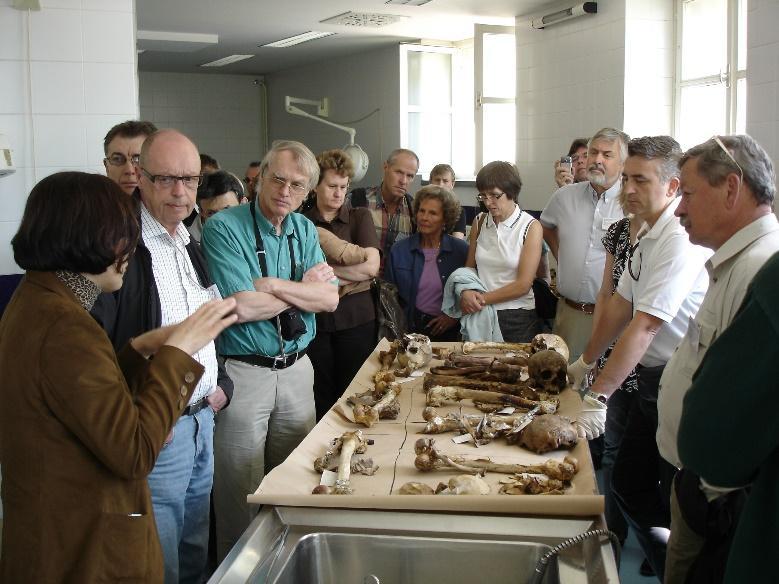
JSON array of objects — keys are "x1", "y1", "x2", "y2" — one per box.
[
  {"x1": 527, "y1": 349, "x2": 568, "y2": 393},
  {"x1": 396, "y1": 333, "x2": 432, "y2": 371}
]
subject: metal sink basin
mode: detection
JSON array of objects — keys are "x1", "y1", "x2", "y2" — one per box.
[
  {"x1": 209, "y1": 506, "x2": 618, "y2": 584},
  {"x1": 271, "y1": 532, "x2": 558, "y2": 584}
]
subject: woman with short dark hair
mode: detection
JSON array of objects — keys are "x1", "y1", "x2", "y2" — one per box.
[
  {"x1": 0, "y1": 172, "x2": 236, "y2": 582},
  {"x1": 461, "y1": 161, "x2": 543, "y2": 342},
  {"x1": 384, "y1": 185, "x2": 469, "y2": 341}
]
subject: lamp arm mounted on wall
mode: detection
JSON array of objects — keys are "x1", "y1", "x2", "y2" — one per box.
[{"x1": 284, "y1": 96, "x2": 369, "y2": 181}]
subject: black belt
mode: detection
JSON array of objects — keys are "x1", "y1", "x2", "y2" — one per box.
[
  {"x1": 225, "y1": 349, "x2": 307, "y2": 370},
  {"x1": 182, "y1": 396, "x2": 210, "y2": 416}
]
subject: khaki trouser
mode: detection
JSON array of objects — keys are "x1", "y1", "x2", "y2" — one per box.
[
  {"x1": 665, "y1": 480, "x2": 706, "y2": 584},
  {"x1": 552, "y1": 299, "x2": 594, "y2": 361},
  {"x1": 213, "y1": 356, "x2": 315, "y2": 561}
]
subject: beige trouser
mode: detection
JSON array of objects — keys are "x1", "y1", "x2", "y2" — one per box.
[
  {"x1": 213, "y1": 356, "x2": 315, "y2": 561},
  {"x1": 552, "y1": 299, "x2": 594, "y2": 362},
  {"x1": 665, "y1": 483, "x2": 706, "y2": 584}
]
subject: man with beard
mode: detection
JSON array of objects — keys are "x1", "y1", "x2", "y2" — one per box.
[{"x1": 540, "y1": 128, "x2": 629, "y2": 360}]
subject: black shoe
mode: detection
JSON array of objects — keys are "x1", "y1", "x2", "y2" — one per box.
[{"x1": 639, "y1": 558, "x2": 655, "y2": 577}]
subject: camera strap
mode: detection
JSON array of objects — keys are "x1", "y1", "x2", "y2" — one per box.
[{"x1": 249, "y1": 202, "x2": 297, "y2": 358}]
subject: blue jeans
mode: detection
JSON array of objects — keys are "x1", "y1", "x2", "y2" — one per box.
[{"x1": 147, "y1": 406, "x2": 214, "y2": 584}]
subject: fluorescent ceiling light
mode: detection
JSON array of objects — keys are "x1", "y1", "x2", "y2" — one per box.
[
  {"x1": 136, "y1": 30, "x2": 218, "y2": 53},
  {"x1": 261, "y1": 31, "x2": 335, "y2": 48},
  {"x1": 321, "y1": 11, "x2": 406, "y2": 27},
  {"x1": 200, "y1": 54, "x2": 254, "y2": 67},
  {"x1": 385, "y1": 0, "x2": 432, "y2": 5}
]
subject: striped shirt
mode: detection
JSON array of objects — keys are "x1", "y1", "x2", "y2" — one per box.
[{"x1": 141, "y1": 204, "x2": 218, "y2": 404}]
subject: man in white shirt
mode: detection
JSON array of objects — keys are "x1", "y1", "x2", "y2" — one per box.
[
  {"x1": 569, "y1": 135, "x2": 711, "y2": 578},
  {"x1": 92, "y1": 129, "x2": 229, "y2": 584},
  {"x1": 540, "y1": 127, "x2": 629, "y2": 360},
  {"x1": 654, "y1": 135, "x2": 779, "y2": 584}
]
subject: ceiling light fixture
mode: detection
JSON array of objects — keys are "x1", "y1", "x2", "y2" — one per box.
[
  {"x1": 320, "y1": 11, "x2": 407, "y2": 27},
  {"x1": 200, "y1": 54, "x2": 254, "y2": 67},
  {"x1": 531, "y1": 2, "x2": 597, "y2": 29},
  {"x1": 261, "y1": 31, "x2": 335, "y2": 48},
  {"x1": 385, "y1": 0, "x2": 432, "y2": 5}
]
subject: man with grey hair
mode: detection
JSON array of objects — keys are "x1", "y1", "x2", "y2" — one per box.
[
  {"x1": 655, "y1": 135, "x2": 779, "y2": 583},
  {"x1": 540, "y1": 128, "x2": 629, "y2": 361},
  {"x1": 569, "y1": 135, "x2": 711, "y2": 578},
  {"x1": 201, "y1": 140, "x2": 339, "y2": 560},
  {"x1": 347, "y1": 148, "x2": 419, "y2": 275}
]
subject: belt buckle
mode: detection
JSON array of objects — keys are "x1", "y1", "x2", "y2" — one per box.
[{"x1": 272, "y1": 354, "x2": 287, "y2": 371}]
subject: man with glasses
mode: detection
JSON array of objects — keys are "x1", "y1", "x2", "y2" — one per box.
[
  {"x1": 569, "y1": 135, "x2": 710, "y2": 579},
  {"x1": 541, "y1": 127, "x2": 629, "y2": 361},
  {"x1": 92, "y1": 129, "x2": 233, "y2": 584},
  {"x1": 347, "y1": 148, "x2": 419, "y2": 275},
  {"x1": 201, "y1": 140, "x2": 339, "y2": 561},
  {"x1": 553, "y1": 137, "x2": 589, "y2": 187},
  {"x1": 102, "y1": 120, "x2": 158, "y2": 195},
  {"x1": 653, "y1": 135, "x2": 779, "y2": 584}
]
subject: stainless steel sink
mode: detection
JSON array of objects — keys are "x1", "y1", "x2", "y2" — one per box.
[
  {"x1": 271, "y1": 532, "x2": 558, "y2": 584},
  {"x1": 209, "y1": 506, "x2": 618, "y2": 584}
]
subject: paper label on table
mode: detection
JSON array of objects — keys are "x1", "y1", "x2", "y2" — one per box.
[
  {"x1": 320, "y1": 469, "x2": 337, "y2": 486},
  {"x1": 395, "y1": 376, "x2": 416, "y2": 384},
  {"x1": 410, "y1": 370, "x2": 424, "y2": 377},
  {"x1": 452, "y1": 433, "x2": 474, "y2": 444},
  {"x1": 497, "y1": 407, "x2": 515, "y2": 415}
]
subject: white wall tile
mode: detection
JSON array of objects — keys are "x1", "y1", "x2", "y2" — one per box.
[
  {"x1": 39, "y1": 0, "x2": 81, "y2": 8},
  {"x1": 0, "y1": 114, "x2": 33, "y2": 169},
  {"x1": 29, "y1": 8, "x2": 82, "y2": 62},
  {"x1": 32, "y1": 114, "x2": 87, "y2": 167},
  {"x1": 0, "y1": 221, "x2": 22, "y2": 274},
  {"x1": 0, "y1": 7, "x2": 28, "y2": 60},
  {"x1": 0, "y1": 61, "x2": 30, "y2": 114},
  {"x1": 82, "y1": 0, "x2": 133, "y2": 11},
  {"x1": 82, "y1": 10, "x2": 134, "y2": 64},
  {"x1": 0, "y1": 166, "x2": 33, "y2": 223},
  {"x1": 30, "y1": 61, "x2": 84, "y2": 114},
  {"x1": 83, "y1": 62, "x2": 136, "y2": 114}
]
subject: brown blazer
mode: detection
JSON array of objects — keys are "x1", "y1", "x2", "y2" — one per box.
[{"x1": 0, "y1": 272, "x2": 204, "y2": 583}]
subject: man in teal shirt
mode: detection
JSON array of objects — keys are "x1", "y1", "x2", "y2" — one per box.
[{"x1": 201, "y1": 140, "x2": 338, "y2": 560}]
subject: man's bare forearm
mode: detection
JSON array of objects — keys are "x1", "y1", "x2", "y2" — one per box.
[
  {"x1": 232, "y1": 290, "x2": 291, "y2": 323},
  {"x1": 270, "y1": 280, "x2": 339, "y2": 313}
]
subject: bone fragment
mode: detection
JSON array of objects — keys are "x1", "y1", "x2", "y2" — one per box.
[
  {"x1": 439, "y1": 474, "x2": 491, "y2": 495},
  {"x1": 426, "y1": 385, "x2": 557, "y2": 414},
  {"x1": 423, "y1": 373, "x2": 541, "y2": 398},
  {"x1": 354, "y1": 382, "x2": 403, "y2": 427},
  {"x1": 530, "y1": 334, "x2": 570, "y2": 362},
  {"x1": 397, "y1": 481, "x2": 435, "y2": 495},
  {"x1": 462, "y1": 341, "x2": 532, "y2": 355}
]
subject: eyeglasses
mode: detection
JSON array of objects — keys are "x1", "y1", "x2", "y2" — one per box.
[
  {"x1": 476, "y1": 191, "x2": 505, "y2": 202},
  {"x1": 711, "y1": 135, "x2": 744, "y2": 186},
  {"x1": 105, "y1": 153, "x2": 140, "y2": 167},
  {"x1": 627, "y1": 241, "x2": 641, "y2": 281},
  {"x1": 140, "y1": 168, "x2": 202, "y2": 190},
  {"x1": 268, "y1": 173, "x2": 308, "y2": 196}
]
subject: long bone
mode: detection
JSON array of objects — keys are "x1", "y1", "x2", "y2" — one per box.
[
  {"x1": 414, "y1": 438, "x2": 578, "y2": 481},
  {"x1": 312, "y1": 430, "x2": 370, "y2": 495},
  {"x1": 423, "y1": 373, "x2": 543, "y2": 398},
  {"x1": 353, "y1": 382, "x2": 403, "y2": 427},
  {"x1": 426, "y1": 385, "x2": 558, "y2": 414},
  {"x1": 462, "y1": 341, "x2": 532, "y2": 354}
]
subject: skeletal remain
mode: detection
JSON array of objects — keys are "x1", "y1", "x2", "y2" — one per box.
[
  {"x1": 513, "y1": 414, "x2": 579, "y2": 454},
  {"x1": 312, "y1": 431, "x2": 370, "y2": 495},
  {"x1": 426, "y1": 385, "x2": 558, "y2": 414},
  {"x1": 421, "y1": 406, "x2": 535, "y2": 445},
  {"x1": 439, "y1": 474, "x2": 491, "y2": 495},
  {"x1": 353, "y1": 382, "x2": 403, "y2": 427},
  {"x1": 378, "y1": 341, "x2": 401, "y2": 370},
  {"x1": 530, "y1": 333, "x2": 569, "y2": 362},
  {"x1": 396, "y1": 333, "x2": 433, "y2": 372},
  {"x1": 499, "y1": 475, "x2": 566, "y2": 495},
  {"x1": 414, "y1": 438, "x2": 579, "y2": 481},
  {"x1": 397, "y1": 481, "x2": 435, "y2": 495},
  {"x1": 430, "y1": 362, "x2": 525, "y2": 383},
  {"x1": 423, "y1": 373, "x2": 544, "y2": 399},
  {"x1": 432, "y1": 346, "x2": 453, "y2": 360},
  {"x1": 462, "y1": 341, "x2": 532, "y2": 355},
  {"x1": 447, "y1": 353, "x2": 529, "y2": 367},
  {"x1": 527, "y1": 350, "x2": 569, "y2": 393}
]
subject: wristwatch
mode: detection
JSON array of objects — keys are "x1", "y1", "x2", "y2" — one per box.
[{"x1": 585, "y1": 390, "x2": 608, "y2": 406}]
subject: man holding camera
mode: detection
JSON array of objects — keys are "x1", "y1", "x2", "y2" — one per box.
[{"x1": 201, "y1": 140, "x2": 339, "y2": 560}]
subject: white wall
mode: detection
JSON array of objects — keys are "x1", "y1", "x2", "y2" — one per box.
[
  {"x1": 138, "y1": 72, "x2": 265, "y2": 179},
  {"x1": 746, "y1": 0, "x2": 779, "y2": 173},
  {"x1": 0, "y1": 0, "x2": 138, "y2": 275},
  {"x1": 266, "y1": 45, "x2": 401, "y2": 188},
  {"x1": 515, "y1": 1, "x2": 627, "y2": 211}
]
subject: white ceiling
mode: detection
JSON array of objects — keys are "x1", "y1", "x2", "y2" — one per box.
[{"x1": 136, "y1": 0, "x2": 554, "y2": 75}]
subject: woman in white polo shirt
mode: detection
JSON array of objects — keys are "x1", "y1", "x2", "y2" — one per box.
[{"x1": 460, "y1": 161, "x2": 543, "y2": 342}]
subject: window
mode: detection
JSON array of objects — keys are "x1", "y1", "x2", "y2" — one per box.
[
  {"x1": 675, "y1": 0, "x2": 747, "y2": 149},
  {"x1": 401, "y1": 43, "x2": 474, "y2": 178}
]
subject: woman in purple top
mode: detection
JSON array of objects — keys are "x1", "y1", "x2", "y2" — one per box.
[{"x1": 384, "y1": 185, "x2": 469, "y2": 341}]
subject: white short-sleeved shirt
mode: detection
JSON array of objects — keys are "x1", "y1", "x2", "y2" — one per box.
[
  {"x1": 475, "y1": 204, "x2": 536, "y2": 311},
  {"x1": 657, "y1": 213, "x2": 779, "y2": 469},
  {"x1": 615, "y1": 198, "x2": 711, "y2": 367},
  {"x1": 540, "y1": 180, "x2": 624, "y2": 304},
  {"x1": 142, "y1": 205, "x2": 218, "y2": 405}
]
